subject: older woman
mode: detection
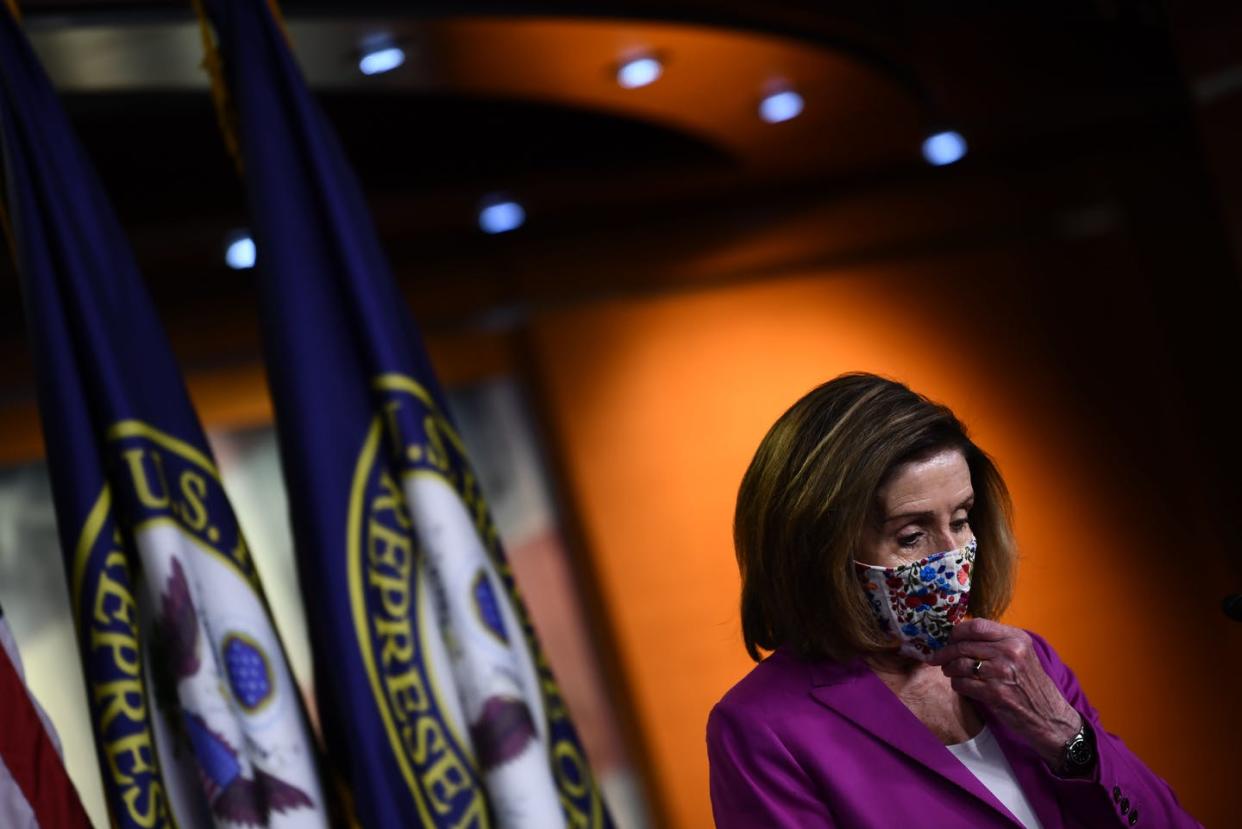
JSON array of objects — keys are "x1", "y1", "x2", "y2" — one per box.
[{"x1": 707, "y1": 373, "x2": 1201, "y2": 828}]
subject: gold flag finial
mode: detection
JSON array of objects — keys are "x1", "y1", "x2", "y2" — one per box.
[
  {"x1": 190, "y1": 0, "x2": 243, "y2": 174},
  {"x1": 190, "y1": 0, "x2": 296, "y2": 176}
]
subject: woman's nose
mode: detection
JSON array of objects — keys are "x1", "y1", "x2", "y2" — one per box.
[{"x1": 929, "y1": 524, "x2": 959, "y2": 552}]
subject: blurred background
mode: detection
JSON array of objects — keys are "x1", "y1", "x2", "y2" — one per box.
[{"x1": 2, "y1": 1, "x2": 1242, "y2": 827}]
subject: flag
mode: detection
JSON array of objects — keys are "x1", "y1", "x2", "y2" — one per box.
[
  {"x1": 194, "y1": 1, "x2": 615, "y2": 826},
  {"x1": 0, "y1": 6, "x2": 328, "y2": 828},
  {"x1": 0, "y1": 602, "x2": 92, "y2": 829}
]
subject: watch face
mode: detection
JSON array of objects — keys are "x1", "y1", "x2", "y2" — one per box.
[{"x1": 1067, "y1": 736, "x2": 1093, "y2": 766}]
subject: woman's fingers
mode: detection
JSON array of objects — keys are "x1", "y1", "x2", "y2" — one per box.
[
  {"x1": 951, "y1": 617, "x2": 1017, "y2": 642},
  {"x1": 928, "y1": 639, "x2": 1001, "y2": 666},
  {"x1": 942, "y1": 655, "x2": 1020, "y2": 685},
  {"x1": 941, "y1": 656, "x2": 989, "y2": 679},
  {"x1": 932, "y1": 619, "x2": 1027, "y2": 665}
]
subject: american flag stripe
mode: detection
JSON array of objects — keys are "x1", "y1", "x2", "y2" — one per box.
[{"x1": 0, "y1": 616, "x2": 91, "y2": 829}]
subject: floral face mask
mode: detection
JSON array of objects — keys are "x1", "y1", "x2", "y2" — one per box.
[{"x1": 854, "y1": 537, "x2": 976, "y2": 660}]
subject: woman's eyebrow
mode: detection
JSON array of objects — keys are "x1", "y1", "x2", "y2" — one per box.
[{"x1": 884, "y1": 497, "x2": 974, "y2": 525}]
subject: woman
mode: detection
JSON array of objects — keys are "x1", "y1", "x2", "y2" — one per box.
[{"x1": 707, "y1": 373, "x2": 1201, "y2": 828}]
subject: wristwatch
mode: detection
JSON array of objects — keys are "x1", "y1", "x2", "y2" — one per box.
[{"x1": 1058, "y1": 716, "x2": 1097, "y2": 778}]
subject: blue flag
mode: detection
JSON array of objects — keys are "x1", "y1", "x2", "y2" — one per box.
[
  {"x1": 196, "y1": 1, "x2": 615, "y2": 826},
  {"x1": 0, "y1": 7, "x2": 329, "y2": 829}
]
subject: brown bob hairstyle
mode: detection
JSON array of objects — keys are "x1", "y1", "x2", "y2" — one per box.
[{"x1": 734, "y1": 372, "x2": 1017, "y2": 662}]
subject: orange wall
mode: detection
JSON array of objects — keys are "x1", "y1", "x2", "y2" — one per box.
[{"x1": 527, "y1": 249, "x2": 1242, "y2": 828}]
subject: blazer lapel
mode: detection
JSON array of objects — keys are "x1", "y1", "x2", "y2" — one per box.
[{"x1": 807, "y1": 656, "x2": 1027, "y2": 828}]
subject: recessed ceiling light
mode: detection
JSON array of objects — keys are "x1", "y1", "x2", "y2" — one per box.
[
  {"x1": 224, "y1": 231, "x2": 256, "y2": 270},
  {"x1": 617, "y1": 56, "x2": 663, "y2": 89},
  {"x1": 759, "y1": 90, "x2": 804, "y2": 124},
  {"x1": 922, "y1": 130, "x2": 968, "y2": 166},
  {"x1": 359, "y1": 45, "x2": 405, "y2": 77},
  {"x1": 478, "y1": 199, "x2": 525, "y2": 234}
]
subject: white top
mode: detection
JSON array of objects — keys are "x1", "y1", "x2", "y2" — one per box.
[{"x1": 947, "y1": 725, "x2": 1045, "y2": 829}]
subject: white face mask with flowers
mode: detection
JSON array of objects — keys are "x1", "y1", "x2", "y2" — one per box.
[{"x1": 854, "y1": 537, "x2": 976, "y2": 661}]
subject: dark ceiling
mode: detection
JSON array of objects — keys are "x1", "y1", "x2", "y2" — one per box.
[{"x1": 2, "y1": 0, "x2": 1237, "y2": 405}]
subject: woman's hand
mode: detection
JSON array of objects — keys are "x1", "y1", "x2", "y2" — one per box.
[{"x1": 929, "y1": 619, "x2": 1082, "y2": 769}]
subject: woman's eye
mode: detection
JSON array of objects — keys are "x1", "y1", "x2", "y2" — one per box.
[
  {"x1": 897, "y1": 533, "x2": 922, "y2": 548},
  {"x1": 951, "y1": 518, "x2": 970, "y2": 532}
]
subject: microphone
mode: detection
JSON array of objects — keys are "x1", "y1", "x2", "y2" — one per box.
[{"x1": 1223, "y1": 594, "x2": 1242, "y2": 622}]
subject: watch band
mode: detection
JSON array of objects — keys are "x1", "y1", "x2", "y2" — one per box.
[{"x1": 1059, "y1": 716, "x2": 1097, "y2": 778}]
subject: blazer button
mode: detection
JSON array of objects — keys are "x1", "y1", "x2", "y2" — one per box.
[
  {"x1": 1120, "y1": 798, "x2": 1130, "y2": 814},
  {"x1": 1113, "y1": 786, "x2": 1121, "y2": 802},
  {"x1": 1129, "y1": 810, "x2": 1139, "y2": 825}
]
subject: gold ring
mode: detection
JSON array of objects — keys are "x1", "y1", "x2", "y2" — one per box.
[{"x1": 972, "y1": 659, "x2": 985, "y2": 676}]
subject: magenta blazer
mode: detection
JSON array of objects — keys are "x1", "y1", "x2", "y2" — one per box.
[{"x1": 707, "y1": 632, "x2": 1201, "y2": 828}]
